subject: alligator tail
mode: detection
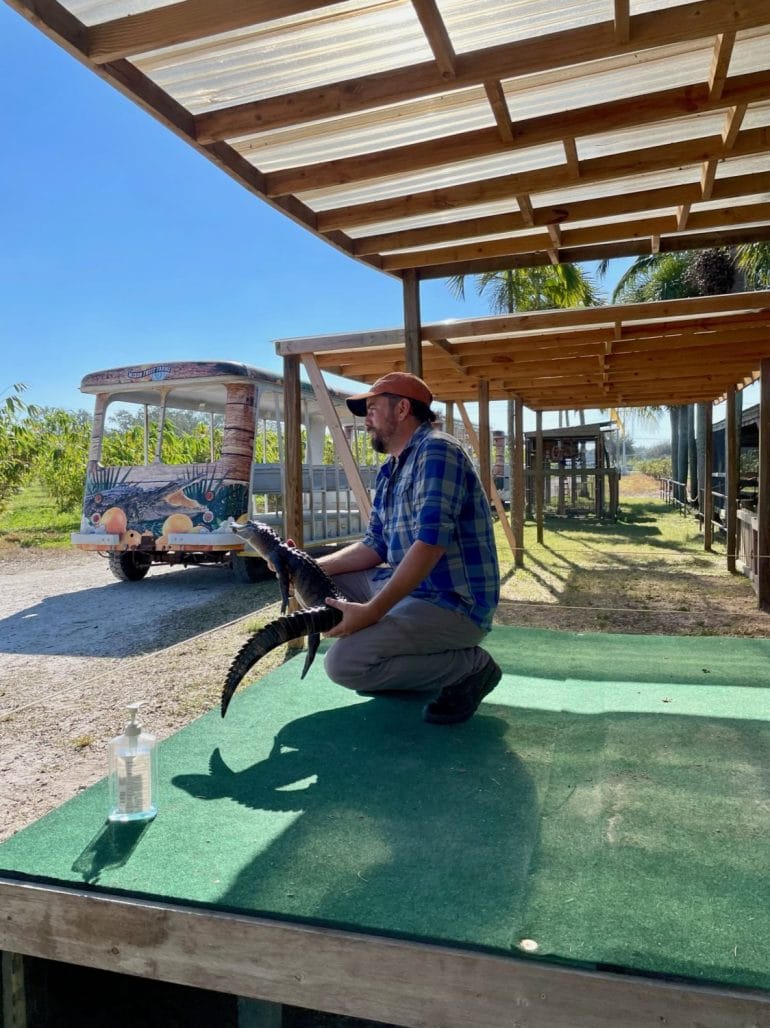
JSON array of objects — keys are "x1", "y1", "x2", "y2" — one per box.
[{"x1": 221, "y1": 605, "x2": 342, "y2": 717}]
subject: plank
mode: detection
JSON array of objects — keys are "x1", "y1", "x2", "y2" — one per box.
[{"x1": 2, "y1": 881, "x2": 769, "y2": 1028}]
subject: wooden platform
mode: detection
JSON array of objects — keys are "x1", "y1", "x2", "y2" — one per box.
[{"x1": 2, "y1": 627, "x2": 769, "y2": 1027}]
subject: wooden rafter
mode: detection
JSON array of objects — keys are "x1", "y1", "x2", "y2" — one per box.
[
  {"x1": 193, "y1": 0, "x2": 770, "y2": 141},
  {"x1": 377, "y1": 202, "x2": 770, "y2": 273},
  {"x1": 352, "y1": 171, "x2": 770, "y2": 255},
  {"x1": 484, "y1": 81, "x2": 514, "y2": 143},
  {"x1": 87, "y1": 0, "x2": 344, "y2": 63},
  {"x1": 411, "y1": 0, "x2": 456, "y2": 79},
  {"x1": 261, "y1": 70, "x2": 770, "y2": 197},
  {"x1": 316, "y1": 125, "x2": 770, "y2": 232},
  {"x1": 614, "y1": 0, "x2": 630, "y2": 44},
  {"x1": 8, "y1": 0, "x2": 770, "y2": 289},
  {"x1": 708, "y1": 30, "x2": 736, "y2": 99}
]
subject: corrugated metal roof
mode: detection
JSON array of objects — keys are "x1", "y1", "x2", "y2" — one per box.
[
  {"x1": 8, "y1": 1, "x2": 770, "y2": 421},
  {"x1": 6, "y1": 0, "x2": 769, "y2": 281}
]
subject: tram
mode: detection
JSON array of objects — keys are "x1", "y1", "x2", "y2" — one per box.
[{"x1": 71, "y1": 360, "x2": 371, "y2": 581}]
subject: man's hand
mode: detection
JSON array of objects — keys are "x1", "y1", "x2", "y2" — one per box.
[{"x1": 323, "y1": 596, "x2": 380, "y2": 637}]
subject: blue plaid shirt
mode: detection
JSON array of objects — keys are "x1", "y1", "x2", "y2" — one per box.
[{"x1": 363, "y1": 423, "x2": 500, "y2": 630}]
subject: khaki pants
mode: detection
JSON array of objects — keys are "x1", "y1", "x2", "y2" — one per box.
[{"x1": 323, "y1": 569, "x2": 489, "y2": 694}]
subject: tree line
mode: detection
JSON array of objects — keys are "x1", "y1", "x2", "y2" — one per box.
[{"x1": 0, "y1": 389, "x2": 293, "y2": 517}]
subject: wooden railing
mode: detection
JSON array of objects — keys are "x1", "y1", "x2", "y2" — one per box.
[{"x1": 737, "y1": 507, "x2": 759, "y2": 587}]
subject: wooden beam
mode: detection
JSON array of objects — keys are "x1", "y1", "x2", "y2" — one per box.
[
  {"x1": 704, "y1": 402, "x2": 714, "y2": 551},
  {"x1": 708, "y1": 30, "x2": 735, "y2": 100},
  {"x1": 517, "y1": 194, "x2": 535, "y2": 226},
  {"x1": 484, "y1": 81, "x2": 514, "y2": 143},
  {"x1": 417, "y1": 222, "x2": 770, "y2": 280},
  {"x1": 278, "y1": 290, "x2": 770, "y2": 357},
  {"x1": 193, "y1": 0, "x2": 770, "y2": 140},
  {"x1": 563, "y1": 136, "x2": 580, "y2": 179},
  {"x1": 403, "y1": 270, "x2": 423, "y2": 377},
  {"x1": 722, "y1": 103, "x2": 747, "y2": 147},
  {"x1": 478, "y1": 379, "x2": 491, "y2": 497},
  {"x1": 7, "y1": 880, "x2": 768, "y2": 1028},
  {"x1": 535, "y1": 412, "x2": 544, "y2": 544},
  {"x1": 351, "y1": 171, "x2": 770, "y2": 256},
  {"x1": 614, "y1": 0, "x2": 630, "y2": 44},
  {"x1": 701, "y1": 157, "x2": 718, "y2": 199},
  {"x1": 283, "y1": 355, "x2": 303, "y2": 548},
  {"x1": 317, "y1": 124, "x2": 770, "y2": 232},
  {"x1": 378, "y1": 202, "x2": 770, "y2": 272},
  {"x1": 676, "y1": 203, "x2": 691, "y2": 231},
  {"x1": 87, "y1": 0, "x2": 345, "y2": 63},
  {"x1": 758, "y1": 358, "x2": 770, "y2": 608},
  {"x1": 456, "y1": 402, "x2": 517, "y2": 559},
  {"x1": 726, "y1": 386, "x2": 738, "y2": 574},
  {"x1": 411, "y1": 0, "x2": 457, "y2": 78},
  {"x1": 512, "y1": 399, "x2": 525, "y2": 568},
  {"x1": 264, "y1": 71, "x2": 770, "y2": 198}
]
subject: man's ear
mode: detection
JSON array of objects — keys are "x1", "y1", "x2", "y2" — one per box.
[{"x1": 396, "y1": 397, "x2": 411, "y2": 421}]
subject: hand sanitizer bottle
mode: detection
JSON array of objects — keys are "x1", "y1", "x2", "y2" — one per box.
[{"x1": 108, "y1": 703, "x2": 157, "y2": 822}]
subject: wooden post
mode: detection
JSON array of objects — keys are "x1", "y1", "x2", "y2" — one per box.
[
  {"x1": 444, "y1": 400, "x2": 454, "y2": 437},
  {"x1": 512, "y1": 399, "x2": 525, "y2": 567},
  {"x1": 704, "y1": 403, "x2": 713, "y2": 552},
  {"x1": 535, "y1": 411, "x2": 544, "y2": 545},
  {"x1": 726, "y1": 387, "x2": 738, "y2": 574},
  {"x1": 758, "y1": 359, "x2": 770, "y2": 609},
  {"x1": 402, "y1": 270, "x2": 422, "y2": 377},
  {"x1": 478, "y1": 379, "x2": 491, "y2": 497},
  {"x1": 2, "y1": 951, "x2": 27, "y2": 1028},
  {"x1": 283, "y1": 355, "x2": 303, "y2": 549}
]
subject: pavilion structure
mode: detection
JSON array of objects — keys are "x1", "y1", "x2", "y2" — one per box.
[{"x1": 3, "y1": 1, "x2": 770, "y2": 1025}]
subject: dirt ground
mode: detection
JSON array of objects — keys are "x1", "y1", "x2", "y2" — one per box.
[{"x1": 1, "y1": 474, "x2": 768, "y2": 844}]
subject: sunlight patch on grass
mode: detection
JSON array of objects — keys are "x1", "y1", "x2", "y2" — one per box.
[{"x1": 0, "y1": 485, "x2": 79, "y2": 549}]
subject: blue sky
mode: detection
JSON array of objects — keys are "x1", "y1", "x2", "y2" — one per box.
[{"x1": 1, "y1": 4, "x2": 672, "y2": 442}]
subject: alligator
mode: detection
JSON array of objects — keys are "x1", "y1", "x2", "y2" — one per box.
[{"x1": 221, "y1": 521, "x2": 347, "y2": 717}]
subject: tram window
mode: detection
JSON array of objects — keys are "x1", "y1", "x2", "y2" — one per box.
[{"x1": 100, "y1": 398, "x2": 225, "y2": 467}]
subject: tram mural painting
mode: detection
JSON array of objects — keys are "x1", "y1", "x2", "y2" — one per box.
[{"x1": 71, "y1": 361, "x2": 364, "y2": 582}]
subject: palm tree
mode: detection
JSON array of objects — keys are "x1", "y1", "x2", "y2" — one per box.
[
  {"x1": 448, "y1": 263, "x2": 602, "y2": 425},
  {"x1": 448, "y1": 263, "x2": 602, "y2": 312},
  {"x1": 733, "y1": 242, "x2": 770, "y2": 289}
]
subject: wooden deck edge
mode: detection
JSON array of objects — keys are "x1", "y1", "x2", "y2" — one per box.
[{"x1": 1, "y1": 879, "x2": 768, "y2": 1028}]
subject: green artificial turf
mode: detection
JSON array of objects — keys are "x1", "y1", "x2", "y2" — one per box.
[{"x1": 1, "y1": 627, "x2": 768, "y2": 992}]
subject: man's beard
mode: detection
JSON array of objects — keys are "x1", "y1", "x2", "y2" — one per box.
[{"x1": 371, "y1": 431, "x2": 387, "y2": 454}]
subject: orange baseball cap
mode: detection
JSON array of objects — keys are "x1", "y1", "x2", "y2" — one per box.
[{"x1": 346, "y1": 372, "x2": 433, "y2": 417}]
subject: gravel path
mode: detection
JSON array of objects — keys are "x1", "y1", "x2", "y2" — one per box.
[{"x1": 0, "y1": 548, "x2": 280, "y2": 841}]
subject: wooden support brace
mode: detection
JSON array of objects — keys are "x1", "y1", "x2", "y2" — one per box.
[
  {"x1": 456, "y1": 402, "x2": 517, "y2": 561},
  {"x1": 300, "y1": 354, "x2": 372, "y2": 523}
]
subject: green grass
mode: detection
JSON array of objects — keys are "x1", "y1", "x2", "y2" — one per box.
[
  {"x1": 0, "y1": 485, "x2": 80, "y2": 549},
  {"x1": 494, "y1": 497, "x2": 728, "y2": 608}
]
